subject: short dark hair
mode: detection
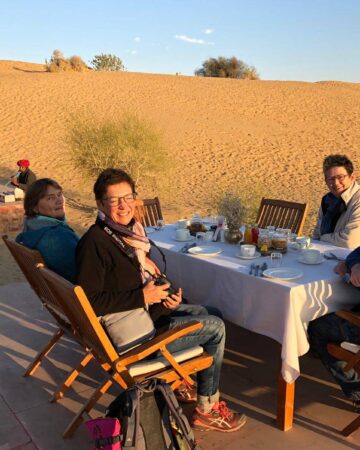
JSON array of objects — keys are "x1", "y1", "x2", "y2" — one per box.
[
  {"x1": 323, "y1": 154, "x2": 354, "y2": 176},
  {"x1": 24, "y1": 178, "x2": 63, "y2": 216},
  {"x1": 93, "y1": 168, "x2": 136, "y2": 200}
]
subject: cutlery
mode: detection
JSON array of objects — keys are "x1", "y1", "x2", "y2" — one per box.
[
  {"x1": 260, "y1": 262, "x2": 268, "y2": 276},
  {"x1": 180, "y1": 243, "x2": 196, "y2": 254},
  {"x1": 254, "y1": 265, "x2": 260, "y2": 277}
]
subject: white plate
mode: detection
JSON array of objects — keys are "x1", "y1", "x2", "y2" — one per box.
[
  {"x1": 187, "y1": 246, "x2": 222, "y2": 257},
  {"x1": 145, "y1": 227, "x2": 156, "y2": 234},
  {"x1": 297, "y1": 256, "x2": 325, "y2": 265},
  {"x1": 235, "y1": 251, "x2": 261, "y2": 260},
  {"x1": 263, "y1": 267, "x2": 303, "y2": 281},
  {"x1": 172, "y1": 235, "x2": 195, "y2": 242}
]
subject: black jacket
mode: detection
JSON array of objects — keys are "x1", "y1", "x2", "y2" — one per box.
[{"x1": 76, "y1": 223, "x2": 171, "y2": 327}]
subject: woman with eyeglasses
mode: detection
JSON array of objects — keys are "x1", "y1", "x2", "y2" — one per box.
[
  {"x1": 76, "y1": 168, "x2": 247, "y2": 433},
  {"x1": 16, "y1": 178, "x2": 79, "y2": 282},
  {"x1": 312, "y1": 154, "x2": 360, "y2": 248}
]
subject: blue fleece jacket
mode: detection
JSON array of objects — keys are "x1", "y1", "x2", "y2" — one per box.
[
  {"x1": 346, "y1": 246, "x2": 360, "y2": 270},
  {"x1": 16, "y1": 215, "x2": 79, "y2": 283}
]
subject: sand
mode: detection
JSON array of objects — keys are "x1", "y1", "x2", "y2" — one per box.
[{"x1": 0, "y1": 59, "x2": 359, "y2": 284}]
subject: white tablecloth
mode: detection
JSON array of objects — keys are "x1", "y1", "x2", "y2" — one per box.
[{"x1": 149, "y1": 225, "x2": 359, "y2": 383}]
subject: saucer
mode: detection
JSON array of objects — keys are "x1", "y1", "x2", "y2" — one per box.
[
  {"x1": 297, "y1": 255, "x2": 325, "y2": 265},
  {"x1": 235, "y1": 251, "x2": 261, "y2": 260},
  {"x1": 172, "y1": 235, "x2": 195, "y2": 242}
]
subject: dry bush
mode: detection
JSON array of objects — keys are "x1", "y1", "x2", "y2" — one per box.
[
  {"x1": 68, "y1": 114, "x2": 175, "y2": 196},
  {"x1": 207, "y1": 182, "x2": 265, "y2": 226},
  {"x1": 243, "y1": 66, "x2": 260, "y2": 80},
  {"x1": 195, "y1": 56, "x2": 260, "y2": 80},
  {"x1": 69, "y1": 55, "x2": 87, "y2": 72},
  {"x1": 45, "y1": 49, "x2": 87, "y2": 72}
]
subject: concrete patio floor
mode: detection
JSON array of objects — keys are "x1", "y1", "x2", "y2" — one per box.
[{"x1": 1, "y1": 282, "x2": 360, "y2": 450}]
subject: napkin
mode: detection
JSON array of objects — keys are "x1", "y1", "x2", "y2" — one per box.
[{"x1": 325, "y1": 248, "x2": 351, "y2": 261}]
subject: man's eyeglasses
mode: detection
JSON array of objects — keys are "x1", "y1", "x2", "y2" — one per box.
[
  {"x1": 325, "y1": 174, "x2": 349, "y2": 184},
  {"x1": 103, "y1": 193, "x2": 137, "y2": 206}
]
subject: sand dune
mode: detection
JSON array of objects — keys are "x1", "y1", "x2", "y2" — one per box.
[{"x1": 0, "y1": 60, "x2": 359, "y2": 283}]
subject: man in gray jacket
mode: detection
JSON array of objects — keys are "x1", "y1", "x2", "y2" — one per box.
[{"x1": 313, "y1": 154, "x2": 360, "y2": 249}]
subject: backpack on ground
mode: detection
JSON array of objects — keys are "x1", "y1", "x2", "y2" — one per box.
[
  {"x1": 106, "y1": 378, "x2": 199, "y2": 450},
  {"x1": 85, "y1": 416, "x2": 121, "y2": 449}
]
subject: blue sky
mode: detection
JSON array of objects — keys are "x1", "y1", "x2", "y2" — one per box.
[{"x1": 1, "y1": 0, "x2": 360, "y2": 81}]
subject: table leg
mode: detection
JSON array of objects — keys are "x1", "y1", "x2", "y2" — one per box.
[{"x1": 276, "y1": 370, "x2": 295, "y2": 431}]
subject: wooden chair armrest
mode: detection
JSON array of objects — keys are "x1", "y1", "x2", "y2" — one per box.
[
  {"x1": 117, "y1": 320, "x2": 203, "y2": 367},
  {"x1": 336, "y1": 310, "x2": 360, "y2": 328}
]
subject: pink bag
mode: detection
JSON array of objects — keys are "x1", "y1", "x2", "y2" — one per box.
[{"x1": 85, "y1": 417, "x2": 121, "y2": 449}]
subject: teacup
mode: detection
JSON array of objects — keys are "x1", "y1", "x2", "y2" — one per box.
[
  {"x1": 177, "y1": 219, "x2": 189, "y2": 229},
  {"x1": 239, "y1": 244, "x2": 256, "y2": 257},
  {"x1": 296, "y1": 236, "x2": 311, "y2": 249},
  {"x1": 302, "y1": 249, "x2": 321, "y2": 263},
  {"x1": 176, "y1": 228, "x2": 191, "y2": 241}
]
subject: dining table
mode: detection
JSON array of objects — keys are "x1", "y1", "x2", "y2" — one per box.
[{"x1": 147, "y1": 222, "x2": 359, "y2": 431}]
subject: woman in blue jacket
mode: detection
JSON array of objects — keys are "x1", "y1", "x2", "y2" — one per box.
[
  {"x1": 16, "y1": 178, "x2": 79, "y2": 282},
  {"x1": 308, "y1": 246, "x2": 360, "y2": 409}
]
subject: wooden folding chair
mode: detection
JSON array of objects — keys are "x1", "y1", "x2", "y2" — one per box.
[
  {"x1": 327, "y1": 310, "x2": 360, "y2": 437},
  {"x1": 2, "y1": 236, "x2": 93, "y2": 402},
  {"x1": 38, "y1": 266, "x2": 213, "y2": 438},
  {"x1": 135, "y1": 197, "x2": 163, "y2": 227},
  {"x1": 255, "y1": 198, "x2": 308, "y2": 234}
]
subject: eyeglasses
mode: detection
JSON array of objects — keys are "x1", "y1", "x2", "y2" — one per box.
[
  {"x1": 325, "y1": 174, "x2": 349, "y2": 184},
  {"x1": 103, "y1": 193, "x2": 137, "y2": 206}
]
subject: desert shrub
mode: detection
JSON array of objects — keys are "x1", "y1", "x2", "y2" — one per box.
[
  {"x1": 91, "y1": 53, "x2": 125, "y2": 71},
  {"x1": 195, "y1": 56, "x2": 260, "y2": 80},
  {"x1": 69, "y1": 55, "x2": 88, "y2": 72},
  {"x1": 208, "y1": 183, "x2": 264, "y2": 226},
  {"x1": 242, "y1": 66, "x2": 260, "y2": 80},
  {"x1": 45, "y1": 49, "x2": 87, "y2": 72},
  {"x1": 69, "y1": 114, "x2": 174, "y2": 195}
]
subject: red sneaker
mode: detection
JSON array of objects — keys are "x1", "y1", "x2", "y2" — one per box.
[{"x1": 192, "y1": 401, "x2": 247, "y2": 432}]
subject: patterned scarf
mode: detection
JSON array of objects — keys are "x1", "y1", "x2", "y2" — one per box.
[{"x1": 96, "y1": 211, "x2": 159, "y2": 282}]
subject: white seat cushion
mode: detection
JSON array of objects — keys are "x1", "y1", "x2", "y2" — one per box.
[
  {"x1": 340, "y1": 341, "x2": 360, "y2": 354},
  {"x1": 128, "y1": 345, "x2": 204, "y2": 377}
]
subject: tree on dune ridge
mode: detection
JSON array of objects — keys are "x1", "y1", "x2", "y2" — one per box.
[
  {"x1": 90, "y1": 53, "x2": 125, "y2": 71},
  {"x1": 195, "y1": 56, "x2": 259, "y2": 79}
]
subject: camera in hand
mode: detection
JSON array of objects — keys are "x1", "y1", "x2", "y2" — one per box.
[{"x1": 154, "y1": 274, "x2": 177, "y2": 296}]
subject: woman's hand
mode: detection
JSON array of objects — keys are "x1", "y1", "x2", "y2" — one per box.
[
  {"x1": 143, "y1": 281, "x2": 170, "y2": 304},
  {"x1": 163, "y1": 288, "x2": 182, "y2": 310},
  {"x1": 334, "y1": 261, "x2": 348, "y2": 276},
  {"x1": 350, "y1": 263, "x2": 360, "y2": 287}
]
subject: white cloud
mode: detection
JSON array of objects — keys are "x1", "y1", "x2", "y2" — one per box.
[
  {"x1": 204, "y1": 28, "x2": 214, "y2": 34},
  {"x1": 131, "y1": 50, "x2": 137, "y2": 55},
  {"x1": 134, "y1": 37, "x2": 141, "y2": 42},
  {"x1": 174, "y1": 34, "x2": 214, "y2": 45}
]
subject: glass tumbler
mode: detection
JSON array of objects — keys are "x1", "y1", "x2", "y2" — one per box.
[{"x1": 270, "y1": 252, "x2": 283, "y2": 268}]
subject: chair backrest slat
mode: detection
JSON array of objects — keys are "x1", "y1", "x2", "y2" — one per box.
[
  {"x1": 135, "y1": 197, "x2": 163, "y2": 227},
  {"x1": 2, "y1": 236, "x2": 66, "y2": 319},
  {"x1": 256, "y1": 198, "x2": 308, "y2": 234},
  {"x1": 39, "y1": 267, "x2": 119, "y2": 365}
]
